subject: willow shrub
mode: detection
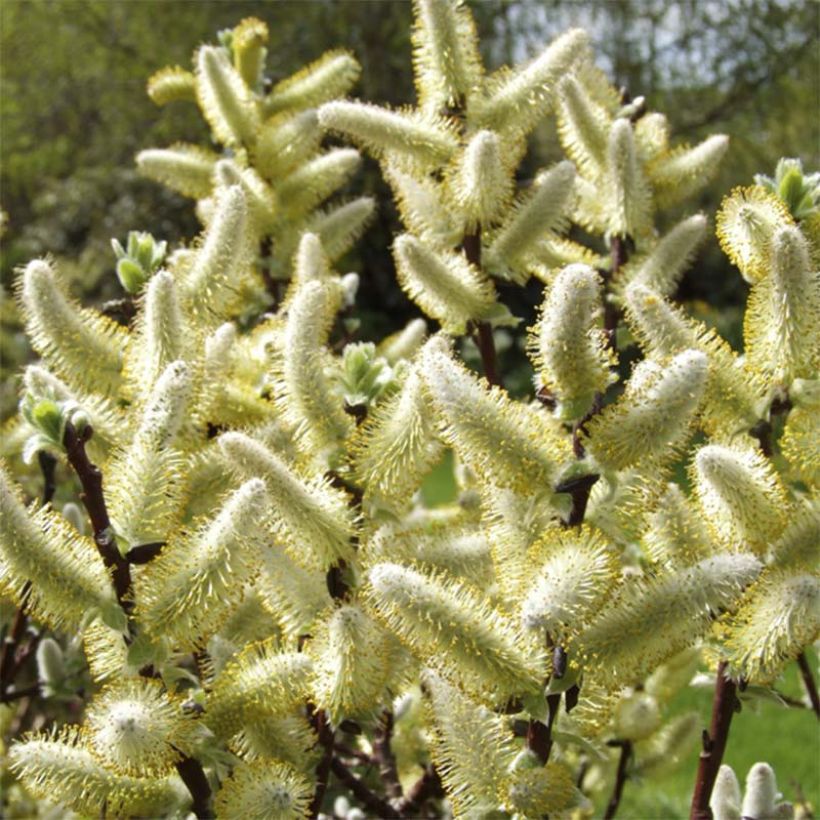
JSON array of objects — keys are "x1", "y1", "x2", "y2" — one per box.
[{"x1": 2, "y1": 4, "x2": 818, "y2": 819}]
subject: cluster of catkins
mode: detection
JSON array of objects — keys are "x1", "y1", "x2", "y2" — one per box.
[{"x1": 1, "y1": 2, "x2": 818, "y2": 818}]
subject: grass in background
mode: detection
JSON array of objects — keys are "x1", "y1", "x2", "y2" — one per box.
[{"x1": 614, "y1": 653, "x2": 819, "y2": 818}]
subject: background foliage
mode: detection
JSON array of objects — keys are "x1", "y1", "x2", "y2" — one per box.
[{"x1": 0, "y1": 4, "x2": 818, "y2": 812}]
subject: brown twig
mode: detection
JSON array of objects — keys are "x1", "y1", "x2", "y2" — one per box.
[
  {"x1": 796, "y1": 652, "x2": 820, "y2": 719},
  {"x1": 0, "y1": 584, "x2": 33, "y2": 703},
  {"x1": 0, "y1": 683, "x2": 39, "y2": 703},
  {"x1": 175, "y1": 754, "x2": 213, "y2": 819},
  {"x1": 526, "y1": 692, "x2": 562, "y2": 764},
  {"x1": 557, "y1": 472, "x2": 600, "y2": 528},
  {"x1": 0, "y1": 453, "x2": 57, "y2": 701},
  {"x1": 603, "y1": 740, "x2": 633, "y2": 819},
  {"x1": 373, "y1": 709, "x2": 403, "y2": 799},
  {"x1": 39, "y1": 451, "x2": 57, "y2": 504},
  {"x1": 690, "y1": 662, "x2": 740, "y2": 820},
  {"x1": 396, "y1": 764, "x2": 443, "y2": 817},
  {"x1": 308, "y1": 706, "x2": 335, "y2": 819},
  {"x1": 62, "y1": 423, "x2": 131, "y2": 611},
  {"x1": 333, "y1": 741, "x2": 372, "y2": 766},
  {"x1": 330, "y1": 758, "x2": 401, "y2": 818},
  {"x1": 462, "y1": 229, "x2": 501, "y2": 388}
]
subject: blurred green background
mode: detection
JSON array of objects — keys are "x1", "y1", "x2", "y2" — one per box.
[{"x1": 1, "y1": 2, "x2": 818, "y2": 814}]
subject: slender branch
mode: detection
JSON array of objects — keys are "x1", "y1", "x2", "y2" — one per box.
[
  {"x1": 796, "y1": 653, "x2": 820, "y2": 719},
  {"x1": 396, "y1": 764, "x2": 443, "y2": 817},
  {"x1": 62, "y1": 423, "x2": 131, "y2": 611},
  {"x1": 175, "y1": 754, "x2": 213, "y2": 819},
  {"x1": 373, "y1": 709, "x2": 403, "y2": 799},
  {"x1": 462, "y1": 229, "x2": 501, "y2": 388},
  {"x1": 39, "y1": 451, "x2": 57, "y2": 504},
  {"x1": 0, "y1": 584, "x2": 32, "y2": 703},
  {"x1": 557, "y1": 472, "x2": 600, "y2": 528},
  {"x1": 334, "y1": 741, "x2": 372, "y2": 766},
  {"x1": 690, "y1": 662, "x2": 740, "y2": 820},
  {"x1": 603, "y1": 740, "x2": 633, "y2": 820},
  {"x1": 0, "y1": 683, "x2": 39, "y2": 703},
  {"x1": 605, "y1": 235, "x2": 628, "y2": 336},
  {"x1": 526, "y1": 691, "x2": 562, "y2": 764},
  {"x1": 556, "y1": 235, "x2": 628, "y2": 529},
  {"x1": 330, "y1": 758, "x2": 401, "y2": 818},
  {"x1": 308, "y1": 706, "x2": 335, "y2": 819},
  {"x1": 0, "y1": 454, "x2": 56, "y2": 700}
]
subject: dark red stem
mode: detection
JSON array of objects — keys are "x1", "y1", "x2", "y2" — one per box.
[
  {"x1": 796, "y1": 652, "x2": 820, "y2": 719},
  {"x1": 373, "y1": 709, "x2": 403, "y2": 799},
  {"x1": 308, "y1": 707, "x2": 335, "y2": 818},
  {"x1": 396, "y1": 764, "x2": 443, "y2": 817},
  {"x1": 690, "y1": 662, "x2": 739, "y2": 819},
  {"x1": 462, "y1": 229, "x2": 501, "y2": 388},
  {"x1": 604, "y1": 740, "x2": 633, "y2": 819},
  {"x1": 175, "y1": 755, "x2": 213, "y2": 819},
  {"x1": 63, "y1": 423, "x2": 131, "y2": 611},
  {"x1": 330, "y1": 758, "x2": 400, "y2": 818}
]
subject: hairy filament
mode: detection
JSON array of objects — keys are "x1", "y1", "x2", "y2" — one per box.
[
  {"x1": 422, "y1": 669, "x2": 516, "y2": 815},
  {"x1": 485, "y1": 160, "x2": 576, "y2": 281},
  {"x1": 384, "y1": 163, "x2": 460, "y2": 248},
  {"x1": 85, "y1": 678, "x2": 195, "y2": 776},
  {"x1": 364, "y1": 562, "x2": 541, "y2": 697},
  {"x1": 692, "y1": 443, "x2": 788, "y2": 555},
  {"x1": 726, "y1": 571, "x2": 820, "y2": 682},
  {"x1": 421, "y1": 342, "x2": 572, "y2": 492},
  {"x1": 206, "y1": 641, "x2": 313, "y2": 737},
  {"x1": 555, "y1": 74, "x2": 610, "y2": 175},
  {"x1": 219, "y1": 432, "x2": 356, "y2": 569},
  {"x1": 606, "y1": 119, "x2": 651, "y2": 238},
  {"x1": 17, "y1": 259, "x2": 126, "y2": 396},
  {"x1": 529, "y1": 263, "x2": 614, "y2": 421},
  {"x1": 214, "y1": 758, "x2": 314, "y2": 819},
  {"x1": 255, "y1": 110, "x2": 321, "y2": 180},
  {"x1": 9, "y1": 726, "x2": 189, "y2": 817},
  {"x1": 279, "y1": 280, "x2": 352, "y2": 458},
  {"x1": 310, "y1": 603, "x2": 399, "y2": 722},
  {"x1": 305, "y1": 196, "x2": 376, "y2": 262},
  {"x1": 586, "y1": 349, "x2": 708, "y2": 470},
  {"x1": 350, "y1": 367, "x2": 443, "y2": 508},
  {"x1": 641, "y1": 483, "x2": 712, "y2": 568},
  {"x1": 181, "y1": 185, "x2": 253, "y2": 321},
  {"x1": 624, "y1": 283, "x2": 763, "y2": 435},
  {"x1": 136, "y1": 144, "x2": 218, "y2": 199},
  {"x1": 136, "y1": 478, "x2": 269, "y2": 649},
  {"x1": 743, "y1": 225, "x2": 820, "y2": 385},
  {"x1": 232, "y1": 17, "x2": 269, "y2": 89},
  {"x1": 255, "y1": 546, "x2": 329, "y2": 641},
  {"x1": 0, "y1": 464, "x2": 121, "y2": 631},
  {"x1": 146, "y1": 66, "x2": 196, "y2": 107},
  {"x1": 124, "y1": 270, "x2": 188, "y2": 400},
  {"x1": 196, "y1": 45, "x2": 260, "y2": 147},
  {"x1": 451, "y1": 129, "x2": 514, "y2": 230},
  {"x1": 277, "y1": 148, "x2": 361, "y2": 219},
  {"x1": 318, "y1": 100, "x2": 459, "y2": 168},
  {"x1": 520, "y1": 525, "x2": 617, "y2": 640},
  {"x1": 474, "y1": 28, "x2": 589, "y2": 135},
  {"x1": 392, "y1": 234, "x2": 497, "y2": 333},
  {"x1": 649, "y1": 135, "x2": 729, "y2": 208},
  {"x1": 716, "y1": 186, "x2": 794, "y2": 283},
  {"x1": 412, "y1": 0, "x2": 483, "y2": 111},
  {"x1": 378, "y1": 317, "x2": 427, "y2": 364},
  {"x1": 578, "y1": 553, "x2": 761, "y2": 687},
  {"x1": 265, "y1": 50, "x2": 360, "y2": 115},
  {"x1": 625, "y1": 214, "x2": 708, "y2": 297}
]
